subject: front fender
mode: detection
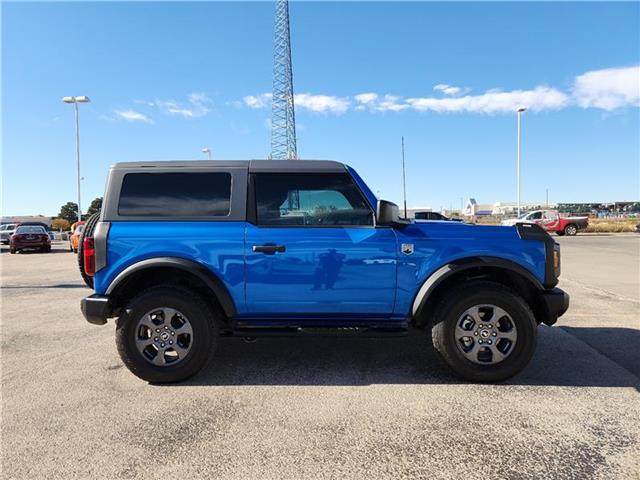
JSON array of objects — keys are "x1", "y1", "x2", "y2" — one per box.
[{"x1": 411, "y1": 256, "x2": 544, "y2": 319}]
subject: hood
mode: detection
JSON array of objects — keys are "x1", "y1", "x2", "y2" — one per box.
[{"x1": 404, "y1": 220, "x2": 519, "y2": 241}]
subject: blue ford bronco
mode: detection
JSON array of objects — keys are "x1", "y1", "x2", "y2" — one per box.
[{"x1": 80, "y1": 160, "x2": 569, "y2": 383}]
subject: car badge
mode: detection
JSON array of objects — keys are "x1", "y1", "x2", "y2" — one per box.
[{"x1": 401, "y1": 243, "x2": 414, "y2": 255}]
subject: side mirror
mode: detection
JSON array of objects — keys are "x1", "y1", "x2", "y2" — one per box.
[{"x1": 377, "y1": 200, "x2": 409, "y2": 226}]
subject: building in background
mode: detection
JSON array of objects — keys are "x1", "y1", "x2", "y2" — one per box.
[{"x1": 1, "y1": 216, "x2": 51, "y2": 227}]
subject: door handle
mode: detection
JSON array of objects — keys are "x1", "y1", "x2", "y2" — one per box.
[{"x1": 252, "y1": 244, "x2": 286, "y2": 254}]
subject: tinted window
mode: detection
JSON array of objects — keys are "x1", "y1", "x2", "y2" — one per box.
[
  {"x1": 415, "y1": 212, "x2": 444, "y2": 220},
  {"x1": 16, "y1": 226, "x2": 46, "y2": 234},
  {"x1": 118, "y1": 172, "x2": 231, "y2": 217},
  {"x1": 254, "y1": 173, "x2": 373, "y2": 226}
]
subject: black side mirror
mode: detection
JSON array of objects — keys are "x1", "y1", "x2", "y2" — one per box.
[{"x1": 377, "y1": 200, "x2": 409, "y2": 226}]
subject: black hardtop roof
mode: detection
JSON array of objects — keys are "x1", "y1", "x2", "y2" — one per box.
[{"x1": 111, "y1": 160, "x2": 347, "y2": 173}]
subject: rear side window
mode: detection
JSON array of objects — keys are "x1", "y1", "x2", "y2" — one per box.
[
  {"x1": 254, "y1": 173, "x2": 373, "y2": 226},
  {"x1": 118, "y1": 172, "x2": 231, "y2": 217}
]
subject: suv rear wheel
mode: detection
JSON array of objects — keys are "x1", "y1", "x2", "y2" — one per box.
[
  {"x1": 116, "y1": 286, "x2": 219, "y2": 383},
  {"x1": 431, "y1": 281, "x2": 537, "y2": 382}
]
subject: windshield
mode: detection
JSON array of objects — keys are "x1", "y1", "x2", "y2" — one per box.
[
  {"x1": 1, "y1": 224, "x2": 17, "y2": 230},
  {"x1": 75, "y1": 224, "x2": 85, "y2": 234},
  {"x1": 518, "y1": 212, "x2": 530, "y2": 219},
  {"x1": 16, "y1": 226, "x2": 46, "y2": 234}
]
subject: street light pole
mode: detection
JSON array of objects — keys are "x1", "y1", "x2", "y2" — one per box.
[
  {"x1": 63, "y1": 96, "x2": 90, "y2": 222},
  {"x1": 202, "y1": 148, "x2": 212, "y2": 160},
  {"x1": 74, "y1": 101, "x2": 81, "y2": 222},
  {"x1": 516, "y1": 107, "x2": 527, "y2": 217}
]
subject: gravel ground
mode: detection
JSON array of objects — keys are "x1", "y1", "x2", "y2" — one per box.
[{"x1": 1, "y1": 235, "x2": 639, "y2": 479}]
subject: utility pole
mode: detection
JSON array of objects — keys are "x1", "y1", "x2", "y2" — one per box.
[
  {"x1": 546, "y1": 188, "x2": 549, "y2": 207},
  {"x1": 401, "y1": 136, "x2": 407, "y2": 218}
]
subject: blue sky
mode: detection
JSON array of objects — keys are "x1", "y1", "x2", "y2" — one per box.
[{"x1": 2, "y1": 1, "x2": 639, "y2": 216}]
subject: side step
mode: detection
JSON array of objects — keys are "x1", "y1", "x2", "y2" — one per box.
[{"x1": 225, "y1": 326, "x2": 409, "y2": 338}]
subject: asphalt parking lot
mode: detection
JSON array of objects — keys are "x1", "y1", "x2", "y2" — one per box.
[{"x1": 1, "y1": 234, "x2": 639, "y2": 479}]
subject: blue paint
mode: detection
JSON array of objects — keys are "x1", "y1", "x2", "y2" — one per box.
[
  {"x1": 94, "y1": 221, "x2": 247, "y2": 313},
  {"x1": 245, "y1": 223, "x2": 397, "y2": 315},
  {"x1": 96, "y1": 218, "x2": 546, "y2": 324},
  {"x1": 93, "y1": 170, "x2": 549, "y2": 327}
]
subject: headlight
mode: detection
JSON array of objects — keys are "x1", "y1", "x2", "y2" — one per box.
[{"x1": 553, "y1": 243, "x2": 561, "y2": 277}]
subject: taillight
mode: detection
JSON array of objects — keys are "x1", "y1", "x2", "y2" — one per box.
[{"x1": 83, "y1": 237, "x2": 96, "y2": 277}]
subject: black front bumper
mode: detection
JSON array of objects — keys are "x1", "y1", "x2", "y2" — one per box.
[
  {"x1": 540, "y1": 287, "x2": 570, "y2": 326},
  {"x1": 81, "y1": 294, "x2": 111, "y2": 325}
]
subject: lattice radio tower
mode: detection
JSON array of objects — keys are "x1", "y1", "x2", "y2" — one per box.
[{"x1": 270, "y1": 0, "x2": 298, "y2": 160}]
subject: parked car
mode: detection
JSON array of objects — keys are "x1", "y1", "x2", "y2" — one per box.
[
  {"x1": 9, "y1": 225, "x2": 51, "y2": 254},
  {"x1": 1, "y1": 223, "x2": 18, "y2": 244},
  {"x1": 414, "y1": 211, "x2": 463, "y2": 222},
  {"x1": 501, "y1": 210, "x2": 589, "y2": 236},
  {"x1": 81, "y1": 160, "x2": 568, "y2": 384},
  {"x1": 16, "y1": 221, "x2": 54, "y2": 241},
  {"x1": 69, "y1": 222, "x2": 85, "y2": 253}
]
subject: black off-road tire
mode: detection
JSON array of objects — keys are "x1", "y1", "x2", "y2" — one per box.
[
  {"x1": 563, "y1": 224, "x2": 578, "y2": 236},
  {"x1": 431, "y1": 281, "x2": 537, "y2": 382},
  {"x1": 115, "y1": 286, "x2": 219, "y2": 383},
  {"x1": 77, "y1": 212, "x2": 101, "y2": 288}
]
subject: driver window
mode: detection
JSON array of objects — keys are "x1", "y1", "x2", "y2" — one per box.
[
  {"x1": 254, "y1": 173, "x2": 374, "y2": 227},
  {"x1": 529, "y1": 212, "x2": 543, "y2": 220}
]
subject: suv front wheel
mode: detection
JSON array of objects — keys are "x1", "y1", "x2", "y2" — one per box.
[
  {"x1": 431, "y1": 281, "x2": 537, "y2": 382},
  {"x1": 116, "y1": 286, "x2": 219, "y2": 383}
]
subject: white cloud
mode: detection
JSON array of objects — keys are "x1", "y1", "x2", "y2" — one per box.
[
  {"x1": 155, "y1": 92, "x2": 212, "y2": 118},
  {"x1": 244, "y1": 92, "x2": 349, "y2": 114},
  {"x1": 294, "y1": 93, "x2": 350, "y2": 114},
  {"x1": 114, "y1": 110, "x2": 153, "y2": 123},
  {"x1": 244, "y1": 93, "x2": 272, "y2": 109},
  {"x1": 238, "y1": 65, "x2": 639, "y2": 116},
  {"x1": 573, "y1": 65, "x2": 640, "y2": 110},
  {"x1": 355, "y1": 93, "x2": 407, "y2": 112},
  {"x1": 407, "y1": 86, "x2": 569, "y2": 114},
  {"x1": 355, "y1": 93, "x2": 379, "y2": 105},
  {"x1": 434, "y1": 84, "x2": 464, "y2": 96}
]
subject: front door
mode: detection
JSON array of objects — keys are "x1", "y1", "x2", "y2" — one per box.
[{"x1": 245, "y1": 172, "x2": 397, "y2": 316}]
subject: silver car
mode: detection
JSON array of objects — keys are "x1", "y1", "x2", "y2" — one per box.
[{"x1": 0, "y1": 223, "x2": 18, "y2": 244}]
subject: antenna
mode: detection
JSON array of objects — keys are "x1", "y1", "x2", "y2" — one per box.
[
  {"x1": 402, "y1": 136, "x2": 407, "y2": 218},
  {"x1": 270, "y1": 0, "x2": 298, "y2": 160}
]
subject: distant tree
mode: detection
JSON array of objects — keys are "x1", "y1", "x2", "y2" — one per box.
[
  {"x1": 51, "y1": 218, "x2": 70, "y2": 232},
  {"x1": 59, "y1": 202, "x2": 79, "y2": 223},
  {"x1": 87, "y1": 197, "x2": 103, "y2": 216}
]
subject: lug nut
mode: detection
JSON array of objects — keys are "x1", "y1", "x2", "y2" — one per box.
[
  {"x1": 155, "y1": 329, "x2": 160, "y2": 333},
  {"x1": 171, "y1": 332, "x2": 175, "y2": 336},
  {"x1": 492, "y1": 332, "x2": 497, "y2": 337},
  {"x1": 154, "y1": 337, "x2": 158, "y2": 341},
  {"x1": 488, "y1": 340, "x2": 492, "y2": 345},
  {"x1": 474, "y1": 332, "x2": 478, "y2": 336},
  {"x1": 160, "y1": 343, "x2": 165, "y2": 347},
  {"x1": 488, "y1": 324, "x2": 492, "y2": 328},
  {"x1": 169, "y1": 341, "x2": 173, "y2": 345},
  {"x1": 478, "y1": 340, "x2": 483, "y2": 344}
]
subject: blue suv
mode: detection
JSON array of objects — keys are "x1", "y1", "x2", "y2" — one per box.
[{"x1": 80, "y1": 160, "x2": 569, "y2": 383}]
